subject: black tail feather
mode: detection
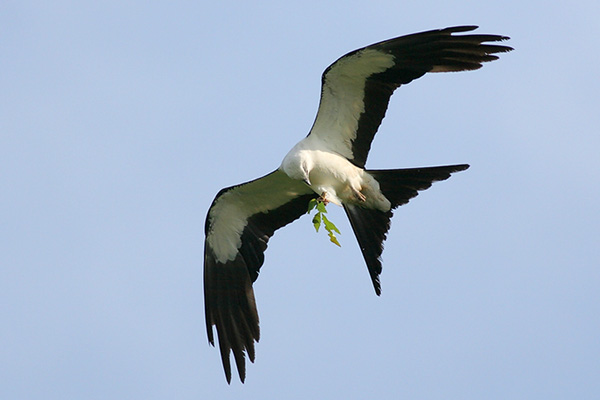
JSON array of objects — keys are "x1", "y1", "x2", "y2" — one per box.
[
  {"x1": 343, "y1": 204, "x2": 391, "y2": 295},
  {"x1": 344, "y1": 164, "x2": 469, "y2": 294},
  {"x1": 369, "y1": 164, "x2": 469, "y2": 208}
]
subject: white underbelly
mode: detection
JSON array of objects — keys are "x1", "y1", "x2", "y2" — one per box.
[
  {"x1": 307, "y1": 151, "x2": 360, "y2": 201},
  {"x1": 308, "y1": 151, "x2": 390, "y2": 211},
  {"x1": 280, "y1": 140, "x2": 391, "y2": 211}
]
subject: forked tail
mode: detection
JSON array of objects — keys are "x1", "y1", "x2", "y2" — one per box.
[{"x1": 344, "y1": 164, "x2": 469, "y2": 295}]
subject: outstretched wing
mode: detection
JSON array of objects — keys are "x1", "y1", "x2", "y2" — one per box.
[
  {"x1": 204, "y1": 170, "x2": 317, "y2": 383},
  {"x1": 308, "y1": 25, "x2": 512, "y2": 167}
]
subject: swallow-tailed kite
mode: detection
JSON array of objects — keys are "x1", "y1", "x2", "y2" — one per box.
[{"x1": 204, "y1": 25, "x2": 512, "y2": 383}]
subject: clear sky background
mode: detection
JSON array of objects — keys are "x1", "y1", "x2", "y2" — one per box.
[{"x1": 2, "y1": 1, "x2": 599, "y2": 399}]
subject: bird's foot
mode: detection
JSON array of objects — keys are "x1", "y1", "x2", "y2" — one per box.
[
  {"x1": 318, "y1": 193, "x2": 330, "y2": 205},
  {"x1": 352, "y1": 188, "x2": 366, "y2": 203}
]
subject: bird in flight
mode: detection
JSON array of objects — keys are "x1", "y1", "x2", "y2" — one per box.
[{"x1": 204, "y1": 25, "x2": 512, "y2": 383}]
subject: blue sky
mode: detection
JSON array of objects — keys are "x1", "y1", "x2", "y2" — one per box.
[{"x1": 2, "y1": 1, "x2": 599, "y2": 399}]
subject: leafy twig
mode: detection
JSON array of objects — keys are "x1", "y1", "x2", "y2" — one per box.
[{"x1": 307, "y1": 198, "x2": 341, "y2": 247}]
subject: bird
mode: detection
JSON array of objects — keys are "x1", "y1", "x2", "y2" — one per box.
[{"x1": 203, "y1": 25, "x2": 512, "y2": 383}]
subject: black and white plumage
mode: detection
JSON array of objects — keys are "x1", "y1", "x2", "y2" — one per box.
[{"x1": 204, "y1": 25, "x2": 512, "y2": 383}]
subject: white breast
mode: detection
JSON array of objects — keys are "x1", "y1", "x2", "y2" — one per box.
[{"x1": 280, "y1": 136, "x2": 391, "y2": 211}]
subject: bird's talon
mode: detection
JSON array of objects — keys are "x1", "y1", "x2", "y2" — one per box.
[
  {"x1": 318, "y1": 193, "x2": 329, "y2": 205},
  {"x1": 352, "y1": 189, "x2": 366, "y2": 202}
]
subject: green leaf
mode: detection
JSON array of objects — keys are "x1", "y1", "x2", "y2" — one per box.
[
  {"x1": 328, "y1": 231, "x2": 341, "y2": 247},
  {"x1": 306, "y1": 198, "x2": 342, "y2": 246},
  {"x1": 316, "y1": 201, "x2": 327, "y2": 214},
  {"x1": 307, "y1": 198, "x2": 318, "y2": 213},
  {"x1": 312, "y1": 212, "x2": 321, "y2": 232},
  {"x1": 321, "y1": 214, "x2": 340, "y2": 234}
]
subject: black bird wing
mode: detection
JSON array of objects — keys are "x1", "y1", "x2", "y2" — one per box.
[
  {"x1": 308, "y1": 26, "x2": 512, "y2": 167},
  {"x1": 204, "y1": 170, "x2": 317, "y2": 382}
]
